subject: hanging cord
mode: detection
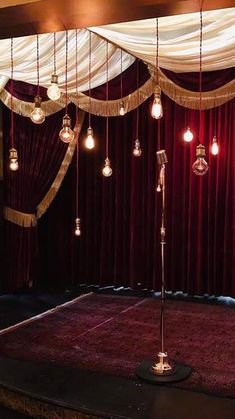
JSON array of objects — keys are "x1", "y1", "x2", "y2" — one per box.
[
  {"x1": 88, "y1": 31, "x2": 92, "y2": 127},
  {"x1": 75, "y1": 29, "x2": 78, "y2": 95},
  {"x1": 65, "y1": 30, "x2": 68, "y2": 114},
  {"x1": 213, "y1": 101, "x2": 217, "y2": 137},
  {"x1": 199, "y1": 8, "x2": 203, "y2": 142},
  {"x1": 75, "y1": 28, "x2": 79, "y2": 217},
  {"x1": 36, "y1": 34, "x2": 40, "y2": 96},
  {"x1": 106, "y1": 41, "x2": 109, "y2": 158},
  {"x1": 10, "y1": 38, "x2": 14, "y2": 149},
  {"x1": 156, "y1": 17, "x2": 159, "y2": 86},
  {"x1": 136, "y1": 60, "x2": 139, "y2": 139},
  {"x1": 53, "y1": 32, "x2": 56, "y2": 75},
  {"x1": 120, "y1": 49, "x2": 123, "y2": 98}
]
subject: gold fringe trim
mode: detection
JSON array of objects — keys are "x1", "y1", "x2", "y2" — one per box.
[
  {"x1": 149, "y1": 66, "x2": 235, "y2": 109},
  {"x1": 37, "y1": 110, "x2": 85, "y2": 219},
  {"x1": 4, "y1": 207, "x2": 37, "y2": 227},
  {"x1": 1, "y1": 69, "x2": 234, "y2": 115},
  {"x1": 0, "y1": 78, "x2": 154, "y2": 117}
]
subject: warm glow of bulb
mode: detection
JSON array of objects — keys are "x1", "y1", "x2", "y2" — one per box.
[
  {"x1": 85, "y1": 127, "x2": 94, "y2": 149},
  {"x1": 47, "y1": 83, "x2": 61, "y2": 101},
  {"x1": 59, "y1": 127, "x2": 74, "y2": 143},
  {"x1": 9, "y1": 159, "x2": 18, "y2": 171},
  {"x1": 30, "y1": 107, "x2": 45, "y2": 124},
  {"x1": 157, "y1": 184, "x2": 161, "y2": 192},
  {"x1": 151, "y1": 95, "x2": 163, "y2": 119},
  {"x1": 211, "y1": 139, "x2": 219, "y2": 155},
  {"x1": 75, "y1": 227, "x2": 81, "y2": 236},
  {"x1": 183, "y1": 127, "x2": 193, "y2": 142},
  {"x1": 74, "y1": 218, "x2": 81, "y2": 236},
  {"x1": 102, "y1": 158, "x2": 113, "y2": 177},
  {"x1": 192, "y1": 157, "x2": 209, "y2": 176},
  {"x1": 133, "y1": 139, "x2": 142, "y2": 156},
  {"x1": 119, "y1": 102, "x2": 125, "y2": 116}
]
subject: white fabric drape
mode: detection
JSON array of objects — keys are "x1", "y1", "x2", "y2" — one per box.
[
  {"x1": 0, "y1": 29, "x2": 135, "y2": 92},
  {"x1": 91, "y1": 8, "x2": 235, "y2": 72}
]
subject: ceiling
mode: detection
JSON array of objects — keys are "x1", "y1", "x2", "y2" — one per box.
[{"x1": 1, "y1": 0, "x2": 235, "y2": 39}]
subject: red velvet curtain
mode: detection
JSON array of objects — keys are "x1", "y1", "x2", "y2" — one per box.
[
  {"x1": 2, "y1": 64, "x2": 235, "y2": 297},
  {"x1": 2, "y1": 81, "x2": 77, "y2": 291},
  {"x1": 37, "y1": 65, "x2": 234, "y2": 296}
]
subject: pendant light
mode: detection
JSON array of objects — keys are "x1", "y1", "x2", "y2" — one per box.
[
  {"x1": 84, "y1": 31, "x2": 95, "y2": 150},
  {"x1": 30, "y1": 35, "x2": 45, "y2": 124},
  {"x1": 74, "y1": 30, "x2": 81, "y2": 236},
  {"x1": 183, "y1": 127, "x2": 194, "y2": 143},
  {"x1": 211, "y1": 108, "x2": 219, "y2": 155},
  {"x1": 151, "y1": 18, "x2": 163, "y2": 120},
  {"x1": 133, "y1": 60, "x2": 142, "y2": 157},
  {"x1": 192, "y1": 8, "x2": 208, "y2": 175},
  {"x1": 119, "y1": 49, "x2": 125, "y2": 116},
  {"x1": 47, "y1": 32, "x2": 61, "y2": 101},
  {"x1": 59, "y1": 30, "x2": 74, "y2": 143},
  {"x1": 9, "y1": 38, "x2": 18, "y2": 171},
  {"x1": 102, "y1": 41, "x2": 112, "y2": 177}
]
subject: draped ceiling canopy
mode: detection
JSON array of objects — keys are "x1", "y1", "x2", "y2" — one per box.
[{"x1": 0, "y1": 7, "x2": 235, "y2": 113}]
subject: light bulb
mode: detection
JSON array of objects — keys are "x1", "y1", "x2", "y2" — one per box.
[
  {"x1": 59, "y1": 114, "x2": 74, "y2": 143},
  {"x1": 85, "y1": 127, "x2": 95, "y2": 149},
  {"x1": 151, "y1": 86, "x2": 163, "y2": 119},
  {"x1": 102, "y1": 157, "x2": 113, "y2": 177},
  {"x1": 47, "y1": 74, "x2": 61, "y2": 101},
  {"x1": 74, "y1": 218, "x2": 81, "y2": 236},
  {"x1": 211, "y1": 136, "x2": 219, "y2": 155},
  {"x1": 192, "y1": 144, "x2": 209, "y2": 176},
  {"x1": 9, "y1": 148, "x2": 19, "y2": 171},
  {"x1": 119, "y1": 101, "x2": 125, "y2": 116},
  {"x1": 30, "y1": 95, "x2": 45, "y2": 124},
  {"x1": 183, "y1": 127, "x2": 193, "y2": 142},
  {"x1": 133, "y1": 139, "x2": 142, "y2": 157}
]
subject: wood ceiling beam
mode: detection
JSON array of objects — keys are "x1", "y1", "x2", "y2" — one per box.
[{"x1": 0, "y1": 0, "x2": 235, "y2": 39}]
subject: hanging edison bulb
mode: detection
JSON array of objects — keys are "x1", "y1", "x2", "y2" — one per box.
[
  {"x1": 59, "y1": 114, "x2": 74, "y2": 143},
  {"x1": 211, "y1": 135, "x2": 219, "y2": 155},
  {"x1": 119, "y1": 100, "x2": 125, "y2": 116},
  {"x1": 151, "y1": 85, "x2": 163, "y2": 119},
  {"x1": 192, "y1": 144, "x2": 209, "y2": 176},
  {"x1": 85, "y1": 127, "x2": 94, "y2": 149},
  {"x1": 183, "y1": 127, "x2": 193, "y2": 143},
  {"x1": 47, "y1": 74, "x2": 61, "y2": 101},
  {"x1": 9, "y1": 148, "x2": 19, "y2": 171},
  {"x1": 102, "y1": 157, "x2": 112, "y2": 177},
  {"x1": 30, "y1": 95, "x2": 45, "y2": 124},
  {"x1": 133, "y1": 139, "x2": 142, "y2": 157},
  {"x1": 74, "y1": 217, "x2": 81, "y2": 236}
]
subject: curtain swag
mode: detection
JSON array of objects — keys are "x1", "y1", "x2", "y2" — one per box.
[
  {"x1": 4, "y1": 110, "x2": 85, "y2": 227},
  {"x1": 1, "y1": 69, "x2": 235, "y2": 115}
]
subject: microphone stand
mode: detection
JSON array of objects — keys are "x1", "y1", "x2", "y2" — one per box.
[
  {"x1": 151, "y1": 151, "x2": 173, "y2": 375},
  {"x1": 136, "y1": 150, "x2": 192, "y2": 383}
]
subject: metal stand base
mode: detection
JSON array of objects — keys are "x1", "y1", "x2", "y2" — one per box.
[{"x1": 136, "y1": 359, "x2": 192, "y2": 384}]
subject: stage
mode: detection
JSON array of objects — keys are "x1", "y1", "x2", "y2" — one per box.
[{"x1": 0, "y1": 291, "x2": 234, "y2": 418}]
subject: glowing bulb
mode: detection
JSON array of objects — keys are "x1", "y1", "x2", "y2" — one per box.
[
  {"x1": 85, "y1": 127, "x2": 95, "y2": 149},
  {"x1": 30, "y1": 95, "x2": 45, "y2": 124},
  {"x1": 119, "y1": 101, "x2": 125, "y2": 116},
  {"x1": 211, "y1": 136, "x2": 219, "y2": 155},
  {"x1": 183, "y1": 127, "x2": 193, "y2": 142},
  {"x1": 157, "y1": 184, "x2": 161, "y2": 192},
  {"x1": 9, "y1": 148, "x2": 19, "y2": 171},
  {"x1": 59, "y1": 114, "x2": 74, "y2": 143},
  {"x1": 133, "y1": 139, "x2": 142, "y2": 157},
  {"x1": 151, "y1": 86, "x2": 163, "y2": 119},
  {"x1": 192, "y1": 144, "x2": 209, "y2": 176},
  {"x1": 102, "y1": 157, "x2": 113, "y2": 177},
  {"x1": 74, "y1": 218, "x2": 81, "y2": 236},
  {"x1": 47, "y1": 74, "x2": 61, "y2": 101}
]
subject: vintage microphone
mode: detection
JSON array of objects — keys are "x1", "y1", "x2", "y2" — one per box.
[{"x1": 136, "y1": 150, "x2": 192, "y2": 383}]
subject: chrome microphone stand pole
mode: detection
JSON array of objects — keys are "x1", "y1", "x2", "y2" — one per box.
[{"x1": 151, "y1": 150, "x2": 173, "y2": 375}]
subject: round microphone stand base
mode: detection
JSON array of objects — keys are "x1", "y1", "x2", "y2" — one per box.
[{"x1": 136, "y1": 358, "x2": 192, "y2": 384}]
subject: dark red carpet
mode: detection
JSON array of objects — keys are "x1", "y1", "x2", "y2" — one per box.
[{"x1": 0, "y1": 293, "x2": 234, "y2": 398}]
